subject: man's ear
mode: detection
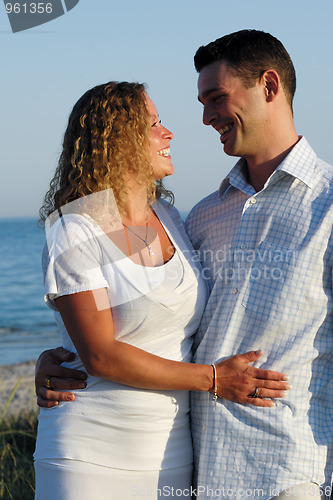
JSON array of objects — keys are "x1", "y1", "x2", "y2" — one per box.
[{"x1": 261, "y1": 69, "x2": 280, "y2": 101}]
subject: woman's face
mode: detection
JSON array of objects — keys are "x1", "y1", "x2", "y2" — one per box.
[{"x1": 145, "y1": 95, "x2": 174, "y2": 180}]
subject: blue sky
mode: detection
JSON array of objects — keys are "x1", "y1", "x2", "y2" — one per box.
[{"x1": 1, "y1": 0, "x2": 332, "y2": 218}]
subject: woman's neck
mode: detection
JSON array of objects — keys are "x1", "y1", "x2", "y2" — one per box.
[{"x1": 122, "y1": 181, "x2": 151, "y2": 225}]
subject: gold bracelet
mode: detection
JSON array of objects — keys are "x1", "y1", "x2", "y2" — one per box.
[{"x1": 211, "y1": 364, "x2": 218, "y2": 402}]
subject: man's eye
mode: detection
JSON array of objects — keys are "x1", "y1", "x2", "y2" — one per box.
[
  {"x1": 151, "y1": 120, "x2": 162, "y2": 127},
  {"x1": 212, "y1": 95, "x2": 225, "y2": 103}
]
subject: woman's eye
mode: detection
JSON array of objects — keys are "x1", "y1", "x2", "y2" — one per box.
[{"x1": 151, "y1": 120, "x2": 162, "y2": 127}]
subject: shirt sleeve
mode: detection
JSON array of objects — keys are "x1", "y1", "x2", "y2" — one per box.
[{"x1": 42, "y1": 215, "x2": 109, "y2": 310}]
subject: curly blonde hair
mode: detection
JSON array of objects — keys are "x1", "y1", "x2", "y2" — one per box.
[{"x1": 39, "y1": 81, "x2": 173, "y2": 224}]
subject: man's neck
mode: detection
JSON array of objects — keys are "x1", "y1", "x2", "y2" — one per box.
[{"x1": 245, "y1": 136, "x2": 300, "y2": 192}]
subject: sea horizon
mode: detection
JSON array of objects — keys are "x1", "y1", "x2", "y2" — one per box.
[
  {"x1": 1, "y1": 210, "x2": 189, "y2": 366},
  {"x1": 1, "y1": 217, "x2": 61, "y2": 366}
]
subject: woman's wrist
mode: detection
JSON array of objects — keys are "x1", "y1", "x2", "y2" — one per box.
[
  {"x1": 194, "y1": 363, "x2": 215, "y2": 392},
  {"x1": 210, "y1": 364, "x2": 218, "y2": 401}
]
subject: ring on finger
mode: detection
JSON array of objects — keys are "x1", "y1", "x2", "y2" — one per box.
[
  {"x1": 250, "y1": 387, "x2": 259, "y2": 398},
  {"x1": 45, "y1": 376, "x2": 52, "y2": 390}
]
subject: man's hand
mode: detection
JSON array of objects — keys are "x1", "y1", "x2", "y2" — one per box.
[
  {"x1": 214, "y1": 350, "x2": 291, "y2": 407},
  {"x1": 35, "y1": 347, "x2": 87, "y2": 407}
]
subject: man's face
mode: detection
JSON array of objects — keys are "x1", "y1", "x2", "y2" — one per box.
[{"x1": 197, "y1": 60, "x2": 268, "y2": 160}]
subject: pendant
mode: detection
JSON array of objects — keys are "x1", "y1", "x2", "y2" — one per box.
[{"x1": 145, "y1": 240, "x2": 155, "y2": 257}]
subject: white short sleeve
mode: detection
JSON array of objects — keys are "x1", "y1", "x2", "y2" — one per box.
[{"x1": 43, "y1": 214, "x2": 109, "y2": 310}]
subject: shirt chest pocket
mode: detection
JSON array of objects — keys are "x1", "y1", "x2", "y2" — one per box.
[{"x1": 241, "y1": 242, "x2": 315, "y2": 323}]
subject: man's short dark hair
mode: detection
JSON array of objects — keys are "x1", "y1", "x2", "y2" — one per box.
[{"x1": 194, "y1": 29, "x2": 296, "y2": 109}]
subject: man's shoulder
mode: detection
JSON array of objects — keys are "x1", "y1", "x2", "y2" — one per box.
[
  {"x1": 186, "y1": 191, "x2": 220, "y2": 222},
  {"x1": 315, "y1": 157, "x2": 333, "y2": 183},
  {"x1": 297, "y1": 138, "x2": 333, "y2": 189},
  {"x1": 311, "y1": 157, "x2": 333, "y2": 205},
  {"x1": 184, "y1": 191, "x2": 221, "y2": 240}
]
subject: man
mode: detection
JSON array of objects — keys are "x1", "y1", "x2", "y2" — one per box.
[
  {"x1": 36, "y1": 30, "x2": 333, "y2": 499},
  {"x1": 185, "y1": 30, "x2": 333, "y2": 499}
]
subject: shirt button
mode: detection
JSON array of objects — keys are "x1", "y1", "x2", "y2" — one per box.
[
  {"x1": 232, "y1": 288, "x2": 238, "y2": 294},
  {"x1": 203, "y1": 425, "x2": 207, "y2": 431},
  {"x1": 249, "y1": 198, "x2": 257, "y2": 204},
  {"x1": 240, "y1": 244, "x2": 247, "y2": 250}
]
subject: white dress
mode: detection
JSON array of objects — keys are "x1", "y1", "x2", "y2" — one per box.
[{"x1": 34, "y1": 199, "x2": 208, "y2": 499}]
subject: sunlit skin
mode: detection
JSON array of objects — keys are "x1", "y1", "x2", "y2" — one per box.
[
  {"x1": 198, "y1": 61, "x2": 269, "y2": 159},
  {"x1": 123, "y1": 96, "x2": 174, "y2": 224},
  {"x1": 116, "y1": 95, "x2": 175, "y2": 265},
  {"x1": 146, "y1": 95, "x2": 174, "y2": 180},
  {"x1": 198, "y1": 61, "x2": 299, "y2": 191},
  {"x1": 34, "y1": 93, "x2": 292, "y2": 408}
]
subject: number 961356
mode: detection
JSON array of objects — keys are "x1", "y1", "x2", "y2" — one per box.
[{"x1": 5, "y1": 3, "x2": 53, "y2": 14}]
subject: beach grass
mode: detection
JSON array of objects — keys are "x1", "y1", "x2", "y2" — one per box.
[
  {"x1": 0, "y1": 380, "x2": 37, "y2": 499},
  {"x1": 1, "y1": 374, "x2": 332, "y2": 500}
]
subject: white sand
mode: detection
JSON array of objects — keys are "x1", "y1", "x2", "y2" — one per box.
[{"x1": 0, "y1": 361, "x2": 38, "y2": 418}]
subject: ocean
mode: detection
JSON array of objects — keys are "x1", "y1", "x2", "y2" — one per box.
[
  {"x1": 0, "y1": 211, "x2": 189, "y2": 367},
  {"x1": 0, "y1": 218, "x2": 61, "y2": 366}
]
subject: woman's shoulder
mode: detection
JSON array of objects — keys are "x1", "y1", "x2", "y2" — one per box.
[
  {"x1": 46, "y1": 213, "x2": 99, "y2": 249},
  {"x1": 46, "y1": 212, "x2": 95, "y2": 234},
  {"x1": 43, "y1": 213, "x2": 104, "y2": 276}
]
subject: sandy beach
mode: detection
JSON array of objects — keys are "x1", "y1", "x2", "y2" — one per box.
[{"x1": 0, "y1": 361, "x2": 38, "y2": 417}]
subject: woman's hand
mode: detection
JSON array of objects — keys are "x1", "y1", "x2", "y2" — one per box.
[
  {"x1": 35, "y1": 347, "x2": 289, "y2": 409},
  {"x1": 214, "y1": 350, "x2": 290, "y2": 407},
  {"x1": 35, "y1": 347, "x2": 87, "y2": 408}
]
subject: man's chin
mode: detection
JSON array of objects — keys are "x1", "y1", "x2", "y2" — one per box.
[{"x1": 222, "y1": 143, "x2": 238, "y2": 158}]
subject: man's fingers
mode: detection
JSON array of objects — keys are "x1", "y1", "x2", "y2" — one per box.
[
  {"x1": 44, "y1": 377, "x2": 87, "y2": 391},
  {"x1": 41, "y1": 366, "x2": 87, "y2": 381},
  {"x1": 37, "y1": 347, "x2": 74, "y2": 365},
  {"x1": 51, "y1": 347, "x2": 76, "y2": 363}
]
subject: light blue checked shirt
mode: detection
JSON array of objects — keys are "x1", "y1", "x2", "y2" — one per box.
[{"x1": 186, "y1": 137, "x2": 333, "y2": 499}]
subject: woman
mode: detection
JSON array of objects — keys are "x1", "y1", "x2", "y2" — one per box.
[{"x1": 34, "y1": 81, "x2": 289, "y2": 499}]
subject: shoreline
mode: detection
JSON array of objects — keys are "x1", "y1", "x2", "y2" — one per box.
[{"x1": 0, "y1": 360, "x2": 38, "y2": 418}]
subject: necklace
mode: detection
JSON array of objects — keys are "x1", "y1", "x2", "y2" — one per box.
[{"x1": 122, "y1": 220, "x2": 155, "y2": 257}]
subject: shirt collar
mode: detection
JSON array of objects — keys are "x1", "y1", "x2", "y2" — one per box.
[
  {"x1": 218, "y1": 136, "x2": 317, "y2": 201},
  {"x1": 218, "y1": 158, "x2": 255, "y2": 201},
  {"x1": 272, "y1": 136, "x2": 317, "y2": 189}
]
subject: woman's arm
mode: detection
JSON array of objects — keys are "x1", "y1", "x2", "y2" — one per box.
[
  {"x1": 55, "y1": 288, "x2": 213, "y2": 391},
  {"x1": 36, "y1": 287, "x2": 290, "y2": 408}
]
